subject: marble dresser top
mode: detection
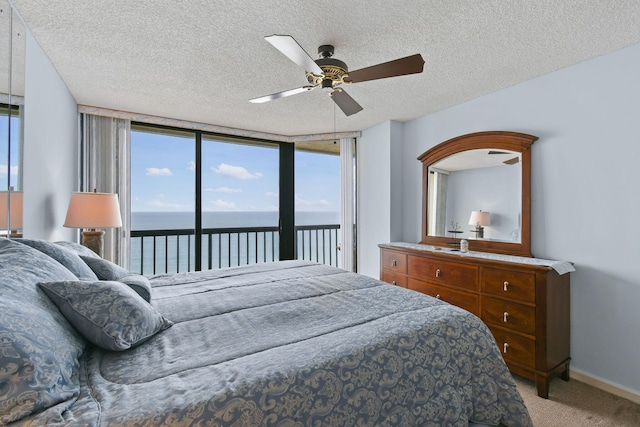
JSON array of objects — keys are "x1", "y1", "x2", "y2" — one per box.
[{"x1": 385, "y1": 242, "x2": 575, "y2": 275}]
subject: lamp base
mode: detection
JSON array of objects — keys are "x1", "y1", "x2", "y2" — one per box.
[
  {"x1": 1, "y1": 231, "x2": 22, "y2": 238},
  {"x1": 472, "y1": 226, "x2": 484, "y2": 239},
  {"x1": 81, "y1": 230, "x2": 105, "y2": 258}
]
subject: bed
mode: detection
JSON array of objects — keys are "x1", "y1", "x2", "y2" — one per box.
[{"x1": 0, "y1": 238, "x2": 532, "y2": 426}]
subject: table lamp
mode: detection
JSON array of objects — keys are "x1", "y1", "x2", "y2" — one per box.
[
  {"x1": 469, "y1": 210, "x2": 490, "y2": 239},
  {"x1": 64, "y1": 190, "x2": 122, "y2": 257}
]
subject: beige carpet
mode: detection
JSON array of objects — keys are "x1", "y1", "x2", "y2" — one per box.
[{"x1": 513, "y1": 375, "x2": 640, "y2": 426}]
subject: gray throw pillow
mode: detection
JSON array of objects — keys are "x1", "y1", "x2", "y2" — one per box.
[
  {"x1": 80, "y1": 255, "x2": 129, "y2": 280},
  {"x1": 16, "y1": 238, "x2": 98, "y2": 281},
  {"x1": 54, "y1": 240, "x2": 101, "y2": 258},
  {"x1": 38, "y1": 280, "x2": 173, "y2": 351},
  {"x1": 118, "y1": 274, "x2": 153, "y2": 302}
]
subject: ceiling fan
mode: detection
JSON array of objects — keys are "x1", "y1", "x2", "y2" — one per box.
[{"x1": 250, "y1": 35, "x2": 425, "y2": 116}]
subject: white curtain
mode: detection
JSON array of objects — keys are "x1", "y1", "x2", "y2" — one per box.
[
  {"x1": 80, "y1": 114, "x2": 131, "y2": 266},
  {"x1": 340, "y1": 137, "x2": 356, "y2": 272}
]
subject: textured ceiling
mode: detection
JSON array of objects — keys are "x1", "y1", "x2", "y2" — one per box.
[{"x1": 9, "y1": 0, "x2": 640, "y2": 137}]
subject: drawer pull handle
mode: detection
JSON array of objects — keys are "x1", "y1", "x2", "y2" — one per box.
[
  {"x1": 435, "y1": 294, "x2": 441, "y2": 299},
  {"x1": 391, "y1": 281, "x2": 396, "y2": 285},
  {"x1": 392, "y1": 259, "x2": 397, "y2": 267},
  {"x1": 435, "y1": 268, "x2": 441, "y2": 278},
  {"x1": 503, "y1": 281, "x2": 509, "y2": 291},
  {"x1": 503, "y1": 343, "x2": 509, "y2": 353},
  {"x1": 503, "y1": 312, "x2": 509, "y2": 323}
]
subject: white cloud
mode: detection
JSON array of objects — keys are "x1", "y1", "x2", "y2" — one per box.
[
  {"x1": 0, "y1": 164, "x2": 19, "y2": 176},
  {"x1": 209, "y1": 199, "x2": 238, "y2": 211},
  {"x1": 212, "y1": 163, "x2": 262, "y2": 180},
  {"x1": 293, "y1": 194, "x2": 332, "y2": 209},
  {"x1": 146, "y1": 167, "x2": 172, "y2": 176},
  {"x1": 188, "y1": 161, "x2": 195, "y2": 171},
  {"x1": 210, "y1": 187, "x2": 242, "y2": 193},
  {"x1": 146, "y1": 199, "x2": 192, "y2": 210},
  {"x1": 265, "y1": 191, "x2": 278, "y2": 198},
  {"x1": 295, "y1": 194, "x2": 312, "y2": 206}
]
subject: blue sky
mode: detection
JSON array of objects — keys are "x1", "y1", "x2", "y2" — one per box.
[
  {"x1": 130, "y1": 129, "x2": 341, "y2": 213},
  {"x1": 0, "y1": 113, "x2": 20, "y2": 189}
]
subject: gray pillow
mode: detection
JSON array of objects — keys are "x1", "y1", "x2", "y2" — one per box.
[
  {"x1": 0, "y1": 239, "x2": 85, "y2": 424},
  {"x1": 118, "y1": 274, "x2": 153, "y2": 302},
  {"x1": 80, "y1": 255, "x2": 129, "y2": 280},
  {"x1": 38, "y1": 280, "x2": 173, "y2": 351},
  {"x1": 16, "y1": 238, "x2": 98, "y2": 281},
  {"x1": 54, "y1": 240, "x2": 101, "y2": 259}
]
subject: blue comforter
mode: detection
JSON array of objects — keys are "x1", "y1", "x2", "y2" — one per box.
[{"x1": 7, "y1": 255, "x2": 532, "y2": 426}]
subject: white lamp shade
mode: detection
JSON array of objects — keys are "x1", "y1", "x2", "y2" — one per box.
[
  {"x1": 0, "y1": 190, "x2": 24, "y2": 230},
  {"x1": 64, "y1": 192, "x2": 122, "y2": 229},
  {"x1": 469, "y1": 210, "x2": 490, "y2": 226}
]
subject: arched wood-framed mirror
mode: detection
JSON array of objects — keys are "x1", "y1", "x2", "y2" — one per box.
[{"x1": 418, "y1": 131, "x2": 537, "y2": 257}]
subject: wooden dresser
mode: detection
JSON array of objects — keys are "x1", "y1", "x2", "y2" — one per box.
[{"x1": 380, "y1": 243, "x2": 572, "y2": 398}]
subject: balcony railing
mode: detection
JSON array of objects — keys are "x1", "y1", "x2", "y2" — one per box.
[{"x1": 130, "y1": 224, "x2": 340, "y2": 275}]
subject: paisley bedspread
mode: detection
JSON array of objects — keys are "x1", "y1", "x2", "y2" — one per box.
[{"x1": 14, "y1": 260, "x2": 532, "y2": 426}]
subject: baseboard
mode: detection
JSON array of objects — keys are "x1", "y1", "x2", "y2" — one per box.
[{"x1": 571, "y1": 368, "x2": 640, "y2": 405}]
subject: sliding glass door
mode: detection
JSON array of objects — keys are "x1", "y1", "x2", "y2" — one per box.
[
  {"x1": 129, "y1": 123, "x2": 353, "y2": 274},
  {"x1": 294, "y1": 141, "x2": 341, "y2": 267},
  {"x1": 130, "y1": 126, "x2": 195, "y2": 273},
  {"x1": 130, "y1": 124, "x2": 290, "y2": 274},
  {"x1": 200, "y1": 136, "x2": 280, "y2": 269}
]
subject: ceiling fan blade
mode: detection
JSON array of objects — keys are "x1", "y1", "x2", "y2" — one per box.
[
  {"x1": 503, "y1": 157, "x2": 520, "y2": 165},
  {"x1": 344, "y1": 54, "x2": 425, "y2": 83},
  {"x1": 265, "y1": 35, "x2": 324, "y2": 75},
  {"x1": 250, "y1": 86, "x2": 315, "y2": 103},
  {"x1": 330, "y1": 89, "x2": 363, "y2": 116}
]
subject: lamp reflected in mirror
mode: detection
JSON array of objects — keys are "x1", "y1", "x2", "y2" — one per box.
[
  {"x1": 63, "y1": 190, "x2": 122, "y2": 257},
  {"x1": 469, "y1": 210, "x2": 490, "y2": 239},
  {"x1": 0, "y1": 189, "x2": 23, "y2": 237}
]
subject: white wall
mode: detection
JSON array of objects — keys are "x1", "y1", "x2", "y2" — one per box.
[
  {"x1": 357, "y1": 121, "x2": 404, "y2": 276},
  {"x1": 23, "y1": 30, "x2": 78, "y2": 240},
  {"x1": 446, "y1": 165, "x2": 521, "y2": 241},
  {"x1": 359, "y1": 42, "x2": 640, "y2": 394}
]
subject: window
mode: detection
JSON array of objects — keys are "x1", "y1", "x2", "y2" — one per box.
[
  {"x1": 130, "y1": 126, "x2": 195, "y2": 273},
  {"x1": 201, "y1": 136, "x2": 279, "y2": 268},
  {"x1": 129, "y1": 123, "x2": 348, "y2": 274},
  {"x1": 0, "y1": 104, "x2": 21, "y2": 190},
  {"x1": 1, "y1": 104, "x2": 21, "y2": 235},
  {"x1": 295, "y1": 142, "x2": 341, "y2": 267},
  {"x1": 130, "y1": 124, "x2": 288, "y2": 274}
]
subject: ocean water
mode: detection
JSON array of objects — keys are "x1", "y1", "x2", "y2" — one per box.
[
  {"x1": 130, "y1": 211, "x2": 341, "y2": 274},
  {"x1": 131, "y1": 211, "x2": 339, "y2": 230}
]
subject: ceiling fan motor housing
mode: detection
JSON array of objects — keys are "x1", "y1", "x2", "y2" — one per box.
[
  {"x1": 318, "y1": 44, "x2": 334, "y2": 58},
  {"x1": 307, "y1": 45, "x2": 349, "y2": 88}
]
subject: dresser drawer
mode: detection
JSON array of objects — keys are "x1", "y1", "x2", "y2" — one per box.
[
  {"x1": 482, "y1": 297, "x2": 535, "y2": 336},
  {"x1": 381, "y1": 271, "x2": 408, "y2": 288},
  {"x1": 482, "y1": 267, "x2": 535, "y2": 303},
  {"x1": 408, "y1": 256, "x2": 479, "y2": 291},
  {"x1": 381, "y1": 250, "x2": 407, "y2": 274},
  {"x1": 408, "y1": 279, "x2": 479, "y2": 316},
  {"x1": 489, "y1": 326, "x2": 535, "y2": 368}
]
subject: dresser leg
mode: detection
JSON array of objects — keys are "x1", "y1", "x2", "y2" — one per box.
[
  {"x1": 535, "y1": 375, "x2": 549, "y2": 399},
  {"x1": 535, "y1": 361, "x2": 570, "y2": 398},
  {"x1": 560, "y1": 361, "x2": 570, "y2": 382}
]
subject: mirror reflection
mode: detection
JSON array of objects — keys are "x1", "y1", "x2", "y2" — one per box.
[
  {"x1": 427, "y1": 149, "x2": 522, "y2": 243},
  {"x1": 1, "y1": 1, "x2": 26, "y2": 235}
]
